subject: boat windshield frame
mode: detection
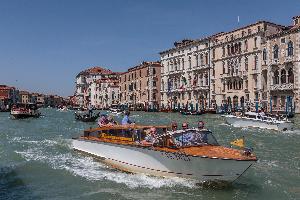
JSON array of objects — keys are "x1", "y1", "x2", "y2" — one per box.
[{"x1": 168, "y1": 129, "x2": 219, "y2": 147}]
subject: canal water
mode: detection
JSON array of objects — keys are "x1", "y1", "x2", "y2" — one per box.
[{"x1": 0, "y1": 108, "x2": 299, "y2": 200}]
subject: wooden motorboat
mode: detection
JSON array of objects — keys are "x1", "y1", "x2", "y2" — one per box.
[
  {"x1": 72, "y1": 125, "x2": 257, "y2": 183},
  {"x1": 10, "y1": 103, "x2": 41, "y2": 119}
]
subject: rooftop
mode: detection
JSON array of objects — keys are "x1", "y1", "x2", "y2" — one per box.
[{"x1": 77, "y1": 66, "x2": 113, "y2": 77}]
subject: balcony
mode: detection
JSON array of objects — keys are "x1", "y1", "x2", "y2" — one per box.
[
  {"x1": 193, "y1": 85, "x2": 209, "y2": 91},
  {"x1": 270, "y1": 83, "x2": 294, "y2": 91},
  {"x1": 284, "y1": 56, "x2": 294, "y2": 63},
  {"x1": 251, "y1": 69, "x2": 260, "y2": 75},
  {"x1": 270, "y1": 59, "x2": 279, "y2": 65},
  {"x1": 168, "y1": 70, "x2": 183, "y2": 76}
]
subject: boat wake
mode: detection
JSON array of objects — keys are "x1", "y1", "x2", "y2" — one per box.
[{"x1": 14, "y1": 138, "x2": 197, "y2": 189}]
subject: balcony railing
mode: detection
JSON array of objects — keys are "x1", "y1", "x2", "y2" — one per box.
[
  {"x1": 270, "y1": 59, "x2": 279, "y2": 65},
  {"x1": 270, "y1": 83, "x2": 294, "y2": 91},
  {"x1": 284, "y1": 56, "x2": 294, "y2": 63}
]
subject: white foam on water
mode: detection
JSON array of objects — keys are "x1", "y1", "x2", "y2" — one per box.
[
  {"x1": 14, "y1": 140, "x2": 197, "y2": 189},
  {"x1": 219, "y1": 123, "x2": 230, "y2": 127}
]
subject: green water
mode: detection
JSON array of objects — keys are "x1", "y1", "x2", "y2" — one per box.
[{"x1": 0, "y1": 108, "x2": 299, "y2": 200}]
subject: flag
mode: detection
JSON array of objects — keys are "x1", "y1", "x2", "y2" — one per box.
[{"x1": 230, "y1": 138, "x2": 244, "y2": 148}]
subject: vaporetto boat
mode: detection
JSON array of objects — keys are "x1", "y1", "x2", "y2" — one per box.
[
  {"x1": 223, "y1": 112, "x2": 293, "y2": 131},
  {"x1": 72, "y1": 125, "x2": 257, "y2": 183}
]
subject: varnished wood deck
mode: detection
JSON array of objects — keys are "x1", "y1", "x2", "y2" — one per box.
[{"x1": 78, "y1": 136, "x2": 257, "y2": 161}]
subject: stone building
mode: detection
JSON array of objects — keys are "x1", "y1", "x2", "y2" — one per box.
[
  {"x1": 19, "y1": 91, "x2": 32, "y2": 104},
  {"x1": 90, "y1": 73, "x2": 120, "y2": 109},
  {"x1": 212, "y1": 21, "x2": 284, "y2": 111},
  {"x1": 263, "y1": 16, "x2": 300, "y2": 113},
  {"x1": 160, "y1": 38, "x2": 213, "y2": 111},
  {"x1": 0, "y1": 85, "x2": 19, "y2": 110},
  {"x1": 119, "y1": 61, "x2": 162, "y2": 110},
  {"x1": 159, "y1": 18, "x2": 300, "y2": 113},
  {"x1": 75, "y1": 66, "x2": 114, "y2": 108}
]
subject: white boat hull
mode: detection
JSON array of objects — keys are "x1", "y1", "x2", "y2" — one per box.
[
  {"x1": 72, "y1": 139, "x2": 255, "y2": 183},
  {"x1": 224, "y1": 115, "x2": 293, "y2": 131}
]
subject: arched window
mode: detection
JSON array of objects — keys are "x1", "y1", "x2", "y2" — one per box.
[
  {"x1": 195, "y1": 54, "x2": 199, "y2": 67},
  {"x1": 205, "y1": 53, "x2": 208, "y2": 64},
  {"x1": 273, "y1": 45, "x2": 279, "y2": 59},
  {"x1": 263, "y1": 48, "x2": 267, "y2": 61},
  {"x1": 254, "y1": 55, "x2": 258, "y2": 70},
  {"x1": 274, "y1": 70, "x2": 279, "y2": 84},
  {"x1": 200, "y1": 74, "x2": 203, "y2": 86},
  {"x1": 188, "y1": 57, "x2": 191, "y2": 69},
  {"x1": 287, "y1": 41, "x2": 293, "y2": 56},
  {"x1": 244, "y1": 40, "x2": 248, "y2": 51},
  {"x1": 288, "y1": 68, "x2": 294, "y2": 83},
  {"x1": 161, "y1": 80, "x2": 164, "y2": 91},
  {"x1": 182, "y1": 58, "x2": 185, "y2": 70},
  {"x1": 245, "y1": 57, "x2": 248, "y2": 71},
  {"x1": 200, "y1": 54, "x2": 203, "y2": 65},
  {"x1": 238, "y1": 42, "x2": 242, "y2": 53},
  {"x1": 205, "y1": 74, "x2": 208, "y2": 85},
  {"x1": 281, "y1": 69, "x2": 286, "y2": 84}
]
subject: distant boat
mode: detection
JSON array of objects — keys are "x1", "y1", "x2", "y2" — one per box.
[
  {"x1": 10, "y1": 103, "x2": 41, "y2": 119},
  {"x1": 72, "y1": 125, "x2": 257, "y2": 183},
  {"x1": 74, "y1": 111, "x2": 100, "y2": 122},
  {"x1": 180, "y1": 110, "x2": 203, "y2": 115},
  {"x1": 223, "y1": 111, "x2": 293, "y2": 131}
]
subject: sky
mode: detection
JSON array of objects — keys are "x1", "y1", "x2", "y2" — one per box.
[{"x1": 0, "y1": 0, "x2": 299, "y2": 97}]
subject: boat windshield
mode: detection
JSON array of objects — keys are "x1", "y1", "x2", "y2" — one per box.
[{"x1": 172, "y1": 129, "x2": 219, "y2": 147}]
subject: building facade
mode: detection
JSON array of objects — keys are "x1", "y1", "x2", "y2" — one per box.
[
  {"x1": 212, "y1": 21, "x2": 284, "y2": 111},
  {"x1": 263, "y1": 16, "x2": 300, "y2": 113},
  {"x1": 90, "y1": 73, "x2": 120, "y2": 109},
  {"x1": 119, "y1": 61, "x2": 162, "y2": 110},
  {"x1": 160, "y1": 16, "x2": 300, "y2": 113},
  {"x1": 75, "y1": 66, "x2": 114, "y2": 108},
  {"x1": 0, "y1": 85, "x2": 19, "y2": 110},
  {"x1": 160, "y1": 39, "x2": 212, "y2": 111},
  {"x1": 19, "y1": 91, "x2": 32, "y2": 104}
]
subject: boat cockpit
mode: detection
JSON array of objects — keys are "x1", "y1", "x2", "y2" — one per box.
[{"x1": 81, "y1": 125, "x2": 219, "y2": 149}]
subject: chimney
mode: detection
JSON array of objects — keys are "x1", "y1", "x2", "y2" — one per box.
[{"x1": 292, "y1": 15, "x2": 300, "y2": 26}]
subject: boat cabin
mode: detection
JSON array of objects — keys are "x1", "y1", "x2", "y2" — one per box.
[
  {"x1": 12, "y1": 103, "x2": 38, "y2": 110},
  {"x1": 82, "y1": 125, "x2": 219, "y2": 149}
]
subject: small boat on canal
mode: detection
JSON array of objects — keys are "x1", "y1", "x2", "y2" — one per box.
[
  {"x1": 72, "y1": 125, "x2": 257, "y2": 183},
  {"x1": 10, "y1": 103, "x2": 41, "y2": 119},
  {"x1": 223, "y1": 111, "x2": 293, "y2": 131},
  {"x1": 74, "y1": 111, "x2": 100, "y2": 122}
]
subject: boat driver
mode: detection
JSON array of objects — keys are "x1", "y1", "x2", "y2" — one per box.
[{"x1": 121, "y1": 111, "x2": 133, "y2": 125}]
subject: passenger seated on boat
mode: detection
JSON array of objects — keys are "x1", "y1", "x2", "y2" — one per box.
[
  {"x1": 198, "y1": 121, "x2": 205, "y2": 130},
  {"x1": 171, "y1": 122, "x2": 178, "y2": 131},
  {"x1": 173, "y1": 130, "x2": 211, "y2": 147},
  {"x1": 141, "y1": 127, "x2": 157, "y2": 145},
  {"x1": 107, "y1": 115, "x2": 117, "y2": 125},
  {"x1": 98, "y1": 115, "x2": 108, "y2": 127},
  {"x1": 182, "y1": 122, "x2": 188, "y2": 130}
]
